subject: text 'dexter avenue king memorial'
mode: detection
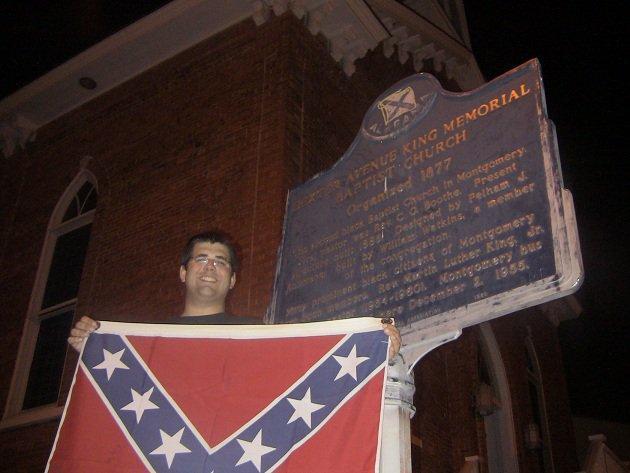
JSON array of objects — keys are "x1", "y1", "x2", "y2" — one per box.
[{"x1": 269, "y1": 59, "x2": 583, "y2": 340}]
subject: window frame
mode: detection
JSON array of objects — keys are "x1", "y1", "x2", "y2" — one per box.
[
  {"x1": 479, "y1": 323, "x2": 520, "y2": 473},
  {"x1": 525, "y1": 333, "x2": 555, "y2": 473},
  {"x1": 1, "y1": 171, "x2": 97, "y2": 429}
]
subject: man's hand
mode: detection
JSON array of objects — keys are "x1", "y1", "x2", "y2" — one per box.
[
  {"x1": 68, "y1": 316, "x2": 100, "y2": 352},
  {"x1": 382, "y1": 319, "x2": 402, "y2": 360}
]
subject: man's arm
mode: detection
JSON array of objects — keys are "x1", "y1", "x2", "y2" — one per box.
[
  {"x1": 68, "y1": 316, "x2": 100, "y2": 352},
  {"x1": 382, "y1": 320, "x2": 401, "y2": 360}
]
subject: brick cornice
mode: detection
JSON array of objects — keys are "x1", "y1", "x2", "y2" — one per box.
[{"x1": 0, "y1": 114, "x2": 37, "y2": 158}]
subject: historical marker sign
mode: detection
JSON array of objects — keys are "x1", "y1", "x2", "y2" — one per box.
[{"x1": 269, "y1": 60, "x2": 583, "y2": 340}]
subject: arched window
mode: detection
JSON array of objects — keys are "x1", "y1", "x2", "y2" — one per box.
[
  {"x1": 525, "y1": 334, "x2": 555, "y2": 472},
  {"x1": 478, "y1": 323, "x2": 520, "y2": 473},
  {"x1": 2, "y1": 172, "x2": 97, "y2": 426}
]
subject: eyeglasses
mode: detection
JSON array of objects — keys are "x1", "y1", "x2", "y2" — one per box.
[{"x1": 191, "y1": 255, "x2": 231, "y2": 270}]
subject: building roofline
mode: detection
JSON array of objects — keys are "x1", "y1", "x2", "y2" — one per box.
[{"x1": 1, "y1": 0, "x2": 483, "y2": 158}]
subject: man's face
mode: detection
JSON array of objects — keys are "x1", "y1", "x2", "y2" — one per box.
[{"x1": 179, "y1": 242, "x2": 236, "y2": 309}]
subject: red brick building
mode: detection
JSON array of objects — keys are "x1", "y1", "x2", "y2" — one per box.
[{"x1": 0, "y1": 1, "x2": 579, "y2": 471}]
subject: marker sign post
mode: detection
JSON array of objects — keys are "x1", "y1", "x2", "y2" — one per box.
[
  {"x1": 268, "y1": 59, "x2": 583, "y2": 472},
  {"x1": 269, "y1": 59, "x2": 582, "y2": 346}
]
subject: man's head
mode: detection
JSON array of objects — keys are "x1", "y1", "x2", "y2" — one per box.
[
  {"x1": 180, "y1": 231, "x2": 239, "y2": 273},
  {"x1": 179, "y1": 231, "x2": 239, "y2": 316}
]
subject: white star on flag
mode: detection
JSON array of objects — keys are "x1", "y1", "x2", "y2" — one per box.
[
  {"x1": 286, "y1": 388, "x2": 325, "y2": 428},
  {"x1": 333, "y1": 344, "x2": 369, "y2": 381},
  {"x1": 121, "y1": 386, "x2": 159, "y2": 423},
  {"x1": 236, "y1": 429, "x2": 276, "y2": 472},
  {"x1": 149, "y1": 427, "x2": 191, "y2": 468},
  {"x1": 92, "y1": 348, "x2": 129, "y2": 380}
]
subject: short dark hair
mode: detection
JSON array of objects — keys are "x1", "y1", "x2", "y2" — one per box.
[{"x1": 180, "y1": 231, "x2": 239, "y2": 272}]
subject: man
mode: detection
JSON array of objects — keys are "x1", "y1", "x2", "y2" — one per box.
[
  {"x1": 69, "y1": 231, "x2": 401, "y2": 357},
  {"x1": 173, "y1": 230, "x2": 261, "y2": 324}
]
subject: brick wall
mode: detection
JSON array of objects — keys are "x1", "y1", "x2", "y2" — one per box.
[
  {"x1": 412, "y1": 346, "x2": 456, "y2": 471},
  {"x1": 444, "y1": 329, "x2": 485, "y2": 470},
  {"x1": 282, "y1": 18, "x2": 419, "y2": 185},
  {"x1": 0, "y1": 420, "x2": 59, "y2": 472}
]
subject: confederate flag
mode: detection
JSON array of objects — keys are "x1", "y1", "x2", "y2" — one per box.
[{"x1": 47, "y1": 317, "x2": 389, "y2": 472}]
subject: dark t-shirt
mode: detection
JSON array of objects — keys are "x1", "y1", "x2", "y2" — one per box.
[{"x1": 169, "y1": 313, "x2": 263, "y2": 325}]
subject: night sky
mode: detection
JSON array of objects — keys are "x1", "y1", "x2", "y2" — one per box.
[
  {"x1": 465, "y1": 0, "x2": 628, "y2": 423},
  {"x1": 1, "y1": 1, "x2": 627, "y2": 423}
]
